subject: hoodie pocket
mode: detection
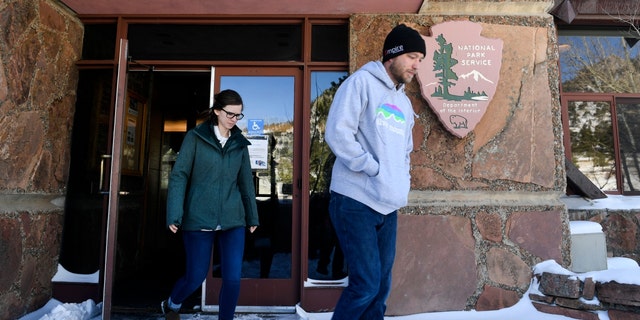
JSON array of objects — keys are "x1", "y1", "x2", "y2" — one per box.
[{"x1": 364, "y1": 159, "x2": 410, "y2": 209}]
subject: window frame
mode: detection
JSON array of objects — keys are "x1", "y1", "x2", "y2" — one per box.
[
  {"x1": 558, "y1": 19, "x2": 640, "y2": 196},
  {"x1": 561, "y1": 91, "x2": 640, "y2": 195}
]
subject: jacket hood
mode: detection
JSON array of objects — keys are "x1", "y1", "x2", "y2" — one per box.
[{"x1": 361, "y1": 60, "x2": 405, "y2": 91}]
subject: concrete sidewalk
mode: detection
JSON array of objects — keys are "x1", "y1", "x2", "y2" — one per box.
[{"x1": 111, "y1": 313, "x2": 302, "y2": 319}]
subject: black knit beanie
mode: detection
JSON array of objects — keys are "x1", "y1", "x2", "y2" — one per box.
[{"x1": 382, "y1": 24, "x2": 426, "y2": 62}]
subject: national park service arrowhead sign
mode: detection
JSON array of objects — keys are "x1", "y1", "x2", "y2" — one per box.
[{"x1": 417, "y1": 21, "x2": 503, "y2": 138}]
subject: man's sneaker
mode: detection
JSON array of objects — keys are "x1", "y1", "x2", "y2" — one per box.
[{"x1": 161, "y1": 299, "x2": 180, "y2": 320}]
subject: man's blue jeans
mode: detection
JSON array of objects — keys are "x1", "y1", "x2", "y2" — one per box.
[
  {"x1": 329, "y1": 192, "x2": 398, "y2": 320},
  {"x1": 169, "y1": 227, "x2": 245, "y2": 320}
]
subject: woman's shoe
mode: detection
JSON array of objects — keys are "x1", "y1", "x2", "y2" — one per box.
[{"x1": 161, "y1": 299, "x2": 180, "y2": 320}]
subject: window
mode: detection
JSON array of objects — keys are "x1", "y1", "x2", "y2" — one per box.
[
  {"x1": 311, "y1": 24, "x2": 349, "y2": 62},
  {"x1": 307, "y1": 71, "x2": 348, "y2": 281},
  {"x1": 128, "y1": 24, "x2": 303, "y2": 61},
  {"x1": 559, "y1": 29, "x2": 640, "y2": 194},
  {"x1": 82, "y1": 23, "x2": 116, "y2": 60}
]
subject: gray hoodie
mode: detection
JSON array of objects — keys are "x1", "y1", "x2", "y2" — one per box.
[{"x1": 325, "y1": 60, "x2": 414, "y2": 215}]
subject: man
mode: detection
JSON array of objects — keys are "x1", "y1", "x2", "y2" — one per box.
[{"x1": 324, "y1": 24, "x2": 426, "y2": 320}]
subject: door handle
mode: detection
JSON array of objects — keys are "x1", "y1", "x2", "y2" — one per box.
[
  {"x1": 99, "y1": 154, "x2": 111, "y2": 194},
  {"x1": 99, "y1": 154, "x2": 130, "y2": 196}
]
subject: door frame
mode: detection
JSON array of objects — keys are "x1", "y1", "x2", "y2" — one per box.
[
  {"x1": 66, "y1": 15, "x2": 350, "y2": 316},
  {"x1": 102, "y1": 38, "x2": 130, "y2": 320},
  {"x1": 201, "y1": 66, "x2": 303, "y2": 312}
]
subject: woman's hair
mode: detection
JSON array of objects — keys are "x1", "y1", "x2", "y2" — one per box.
[{"x1": 208, "y1": 89, "x2": 244, "y2": 124}]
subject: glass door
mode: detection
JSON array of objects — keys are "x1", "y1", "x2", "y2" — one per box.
[
  {"x1": 56, "y1": 39, "x2": 134, "y2": 319},
  {"x1": 306, "y1": 71, "x2": 348, "y2": 283},
  {"x1": 203, "y1": 67, "x2": 302, "y2": 311}
]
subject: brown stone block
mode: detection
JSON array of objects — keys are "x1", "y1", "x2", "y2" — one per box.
[
  {"x1": 0, "y1": 112, "x2": 45, "y2": 191},
  {"x1": 532, "y1": 302, "x2": 600, "y2": 320},
  {"x1": 44, "y1": 212, "x2": 65, "y2": 249},
  {"x1": 0, "y1": 56, "x2": 7, "y2": 101},
  {"x1": 411, "y1": 119, "x2": 426, "y2": 154},
  {"x1": 527, "y1": 61, "x2": 556, "y2": 188},
  {"x1": 555, "y1": 297, "x2": 602, "y2": 311},
  {"x1": 583, "y1": 277, "x2": 596, "y2": 300},
  {"x1": 410, "y1": 144, "x2": 429, "y2": 167},
  {"x1": 507, "y1": 210, "x2": 563, "y2": 262},
  {"x1": 597, "y1": 282, "x2": 640, "y2": 307},
  {"x1": 19, "y1": 253, "x2": 38, "y2": 298},
  {"x1": 350, "y1": 17, "x2": 388, "y2": 69},
  {"x1": 21, "y1": 212, "x2": 38, "y2": 247},
  {"x1": 39, "y1": 0, "x2": 67, "y2": 31},
  {"x1": 32, "y1": 151, "x2": 54, "y2": 191},
  {"x1": 472, "y1": 24, "x2": 538, "y2": 153},
  {"x1": 608, "y1": 309, "x2": 640, "y2": 320},
  {"x1": 539, "y1": 272, "x2": 581, "y2": 298},
  {"x1": 410, "y1": 166, "x2": 455, "y2": 190},
  {"x1": 487, "y1": 247, "x2": 532, "y2": 289},
  {"x1": 49, "y1": 95, "x2": 75, "y2": 187},
  {"x1": 529, "y1": 292, "x2": 555, "y2": 304},
  {"x1": 0, "y1": 1, "x2": 37, "y2": 50},
  {"x1": 475, "y1": 285, "x2": 520, "y2": 311},
  {"x1": 387, "y1": 214, "x2": 476, "y2": 315},
  {"x1": 424, "y1": 127, "x2": 466, "y2": 178},
  {"x1": 0, "y1": 291, "x2": 26, "y2": 320},
  {"x1": 602, "y1": 214, "x2": 638, "y2": 253},
  {"x1": 476, "y1": 211, "x2": 502, "y2": 242},
  {"x1": 470, "y1": 23, "x2": 557, "y2": 188},
  {"x1": 7, "y1": 28, "x2": 40, "y2": 105},
  {"x1": 41, "y1": 28, "x2": 64, "y2": 65},
  {"x1": 67, "y1": 18, "x2": 84, "y2": 55},
  {"x1": 0, "y1": 216, "x2": 22, "y2": 292}
]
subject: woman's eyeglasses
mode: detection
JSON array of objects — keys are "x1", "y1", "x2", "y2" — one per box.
[{"x1": 221, "y1": 109, "x2": 244, "y2": 120}]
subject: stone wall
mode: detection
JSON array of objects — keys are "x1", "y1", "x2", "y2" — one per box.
[
  {"x1": 569, "y1": 209, "x2": 640, "y2": 263},
  {"x1": 0, "y1": 0, "x2": 82, "y2": 319},
  {"x1": 349, "y1": 8, "x2": 570, "y2": 315},
  {"x1": 531, "y1": 271, "x2": 640, "y2": 319}
]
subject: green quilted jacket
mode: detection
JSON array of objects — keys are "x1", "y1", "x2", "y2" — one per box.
[{"x1": 166, "y1": 122, "x2": 259, "y2": 231}]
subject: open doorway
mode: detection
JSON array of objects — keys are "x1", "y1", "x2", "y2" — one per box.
[
  {"x1": 111, "y1": 68, "x2": 303, "y2": 312},
  {"x1": 111, "y1": 71, "x2": 211, "y2": 312}
]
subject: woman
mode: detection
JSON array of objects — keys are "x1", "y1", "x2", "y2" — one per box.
[{"x1": 161, "y1": 89, "x2": 259, "y2": 320}]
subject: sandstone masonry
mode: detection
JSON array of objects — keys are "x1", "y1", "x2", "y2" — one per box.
[
  {"x1": 531, "y1": 271, "x2": 640, "y2": 319},
  {"x1": 0, "y1": 1, "x2": 82, "y2": 319}
]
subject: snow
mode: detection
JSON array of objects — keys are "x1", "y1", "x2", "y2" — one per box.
[
  {"x1": 51, "y1": 264, "x2": 99, "y2": 283},
  {"x1": 21, "y1": 257, "x2": 640, "y2": 320},
  {"x1": 19, "y1": 299, "x2": 101, "y2": 320},
  {"x1": 21, "y1": 195, "x2": 640, "y2": 319},
  {"x1": 569, "y1": 221, "x2": 603, "y2": 234},
  {"x1": 561, "y1": 194, "x2": 640, "y2": 210}
]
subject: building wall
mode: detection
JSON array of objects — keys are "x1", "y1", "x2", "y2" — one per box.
[
  {"x1": 0, "y1": 0, "x2": 586, "y2": 317},
  {"x1": 0, "y1": 0, "x2": 82, "y2": 318},
  {"x1": 570, "y1": 209, "x2": 640, "y2": 261},
  {"x1": 348, "y1": 11, "x2": 570, "y2": 314}
]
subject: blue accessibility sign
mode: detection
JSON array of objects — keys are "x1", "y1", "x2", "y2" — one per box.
[{"x1": 248, "y1": 119, "x2": 264, "y2": 136}]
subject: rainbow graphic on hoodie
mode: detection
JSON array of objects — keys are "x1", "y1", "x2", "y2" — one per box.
[{"x1": 377, "y1": 103, "x2": 406, "y2": 124}]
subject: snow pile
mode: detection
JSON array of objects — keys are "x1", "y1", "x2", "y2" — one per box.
[
  {"x1": 19, "y1": 299, "x2": 101, "y2": 320},
  {"x1": 534, "y1": 257, "x2": 640, "y2": 285},
  {"x1": 21, "y1": 258, "x2": 640, "y2": 320}
]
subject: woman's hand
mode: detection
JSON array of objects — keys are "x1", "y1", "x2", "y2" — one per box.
[
  {"x1": 249, "y1": 226, "x2": 258, "y2": 233},
  {"x1": 168, "y1": 224, "x2": 179, "y2": 233}
]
